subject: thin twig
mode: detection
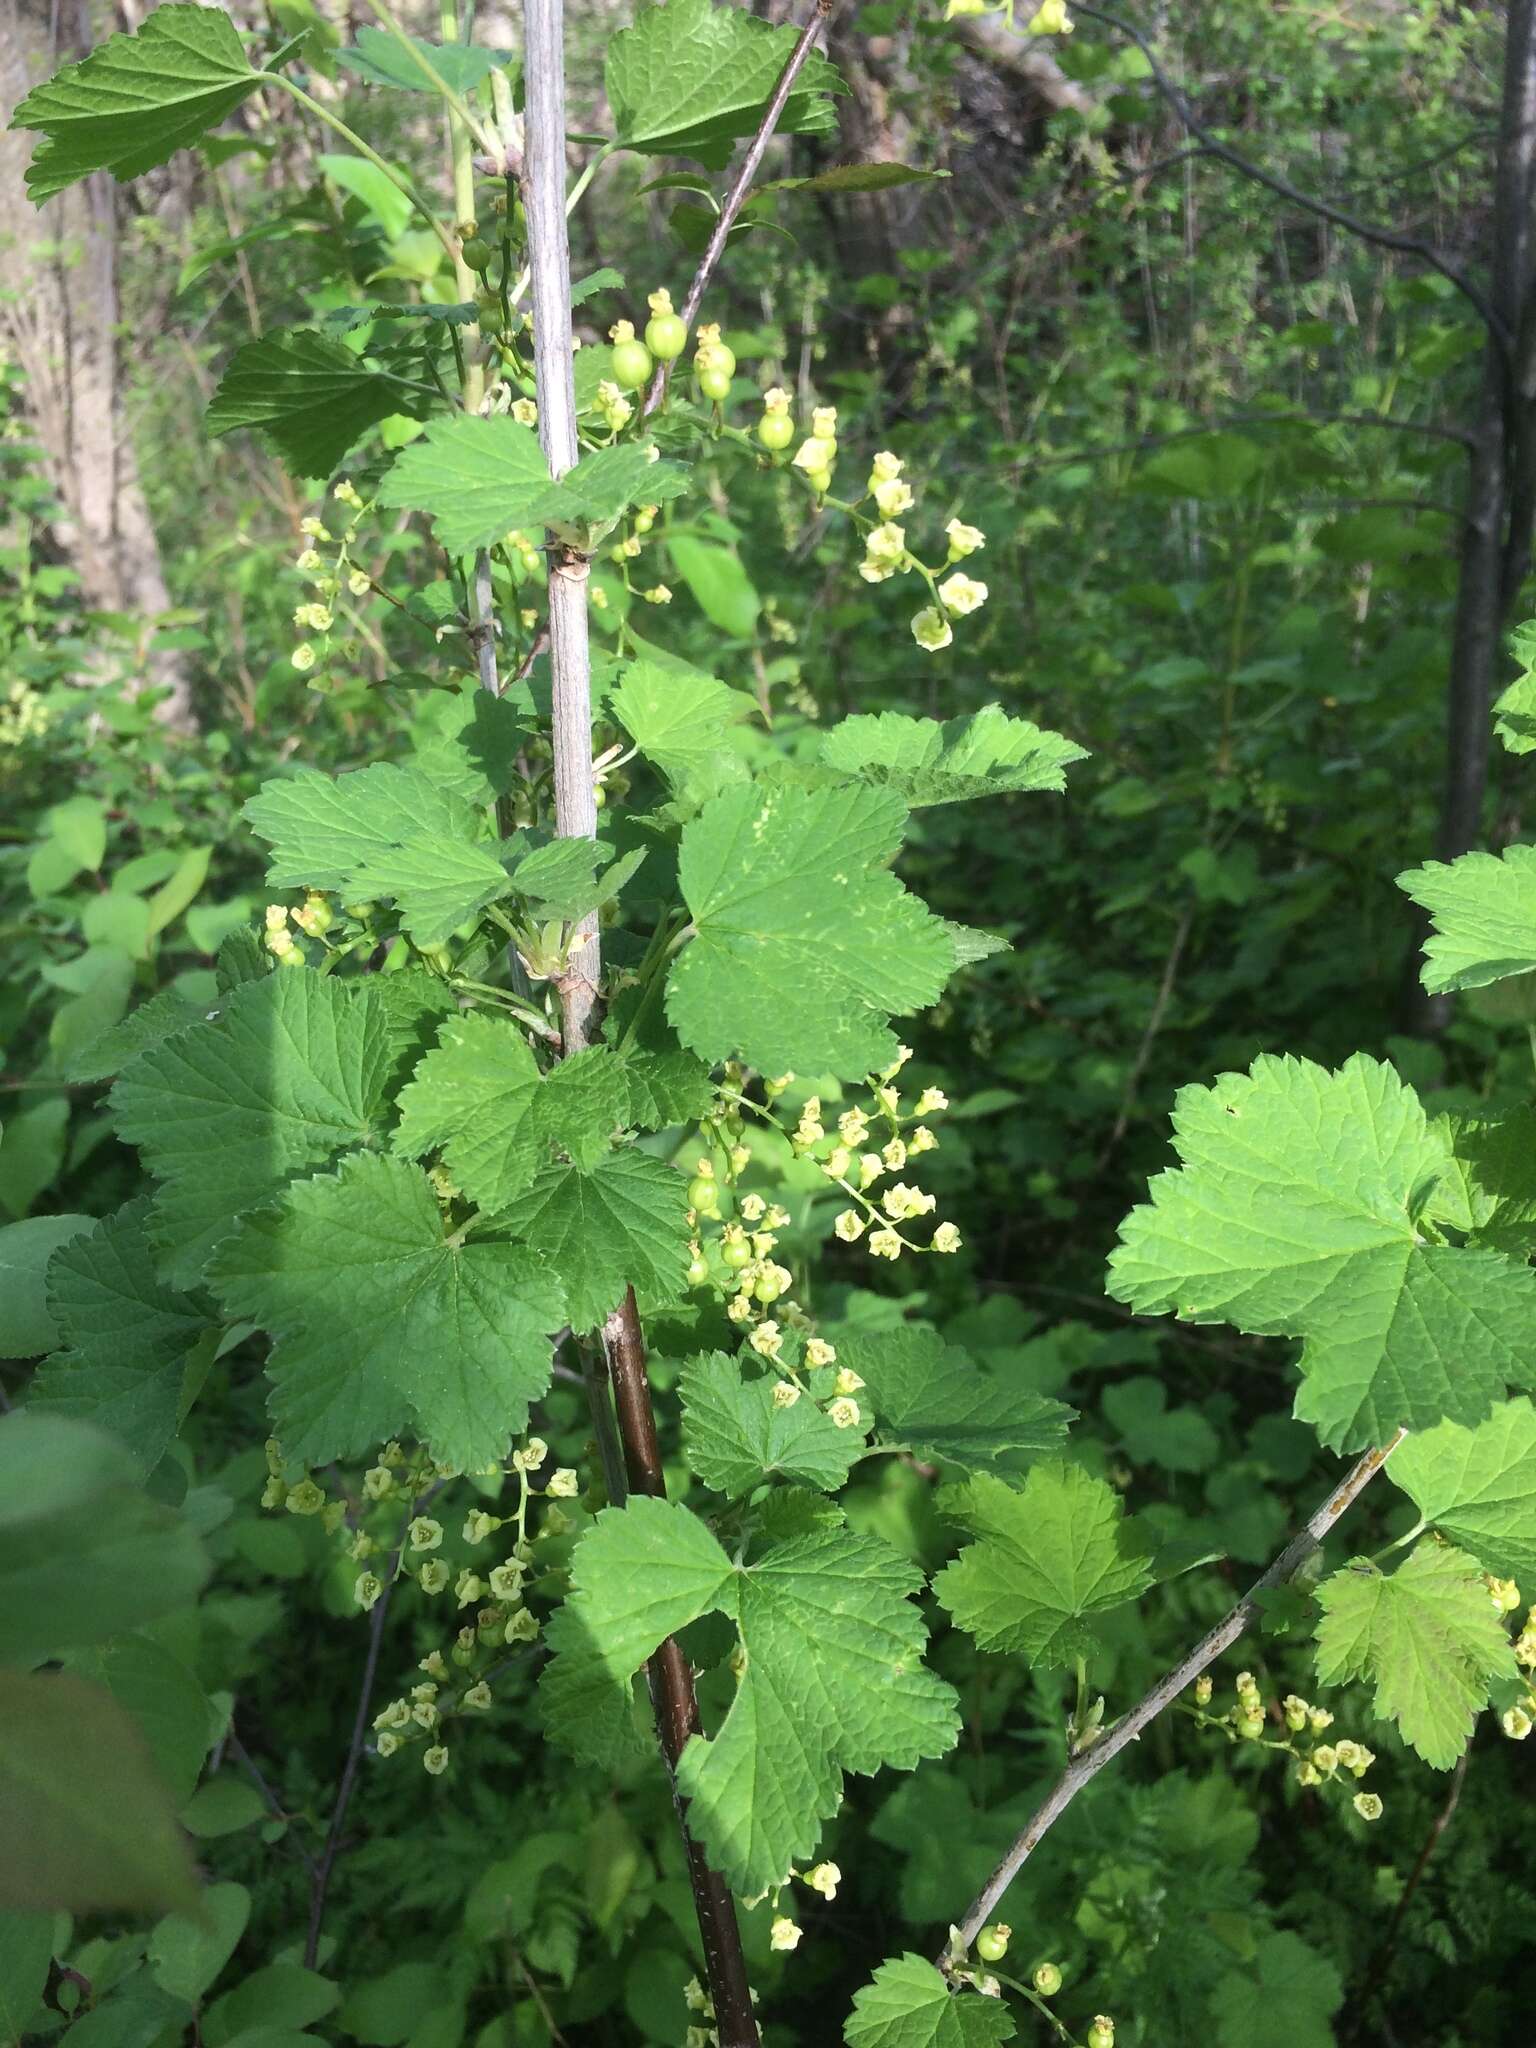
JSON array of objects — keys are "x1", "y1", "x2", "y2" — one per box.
[
  {"x1": 1351, "y1": 1750, "x2": 1470, "y2": 2030},
  {"x1": 642, "y1": 0, "x2": 836, "y2": 417},
  {"x1": 941, "y1": 1430, "x2": 1407, "y2": 1958},
  {"x1": 1072, "y1": 4, "x2": 1505, "y2": 345},
  {"x1": 304, "y1": 1495, "x2": 427, "y2": 1967},
  {"x1": 1099, "y1": 903, "x2": 1194, "y2": 1162}
]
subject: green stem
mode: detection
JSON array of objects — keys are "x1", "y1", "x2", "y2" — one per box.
[
  {"x1": 262, "y1": 76, "x2": 457, "y2": 264},
  {"x1": 509, "y1": 153, "x2": 607, "y2": 305}
]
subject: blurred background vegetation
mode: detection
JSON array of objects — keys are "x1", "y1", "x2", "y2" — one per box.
[{"x1": 3, "y1": 1, "x2": 1535, "y2": 2043}]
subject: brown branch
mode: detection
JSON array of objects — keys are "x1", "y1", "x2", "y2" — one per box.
[
  {"x1": 1071, "y1": 3, "x2": 1505, "y2": 345},
  {"x1": 642, "y1": 0, "x2": 835, "y2": 418},
  {"x1": 941, "y1": 1430, "x2": 1406, "y2": 1958},
  {"x1": 1350, "y1": 1750, "x2": 1470, "y2": 2032}
]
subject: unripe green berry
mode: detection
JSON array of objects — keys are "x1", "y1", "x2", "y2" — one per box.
[
  {"x1": 758, "y1": 411, "x2": 794, "y2": 451},
  {"x1": 461, "y1": 235, "x2": 493, "y2": 272},
  {"x1": 687, "y1": 1176, "x2": 719, "y2": 1213},
  {"x1": 722, "y1": 1238, "x2": 753, "y2": 1270},
  {"x1": 610, "y1": 337, "x2": 654, "y2": 390},
  {"x1": 975, "y1": 1925, "x2": 1010, "y2": 1964},
  {"x1": 645, "y1": 311, "x2": 688, "y2": 361},
  {"x1": 687, "y1": 1256, "x2": 710, "y2": 1287},
  {"x1": 698, "y1": 364, "x2": 732, "y2": 403},
  {"x1": 1032, "y1": 1962, "x2": 1062, "y2": 1997}
]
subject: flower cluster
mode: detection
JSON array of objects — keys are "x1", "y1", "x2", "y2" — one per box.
[
  {"x1": 0, "y1": 678, "x2": 49, "y2": 750},
  {"x1": 1499, "y1": 1582, "x2": 1534, "y2": 1740},
  {"x1": 289, "y1": 480, "x2": 370, "y2": 684},
  {"x1": 945, "y1": 0, "x2": 1072, "y2": 28},
  {"x1": 1190, "y1": 1669, "x2": 1382, "y2": 1820},
  {"x1": 781, "y1": 1051, "x2": 961, "y2": 1261}
]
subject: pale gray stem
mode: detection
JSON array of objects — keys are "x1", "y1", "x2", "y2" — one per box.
[
  {"x1": 944, "y1": 1428, "x2": 1406, "y2": 1956},
  {"x1": 523, "y1": 0, "x2": 598, "y2": 1046}
]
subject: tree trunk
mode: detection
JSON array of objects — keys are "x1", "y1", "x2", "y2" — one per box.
[{"x1": 0, "y1": 0, "x2": 194, "y2": 727}]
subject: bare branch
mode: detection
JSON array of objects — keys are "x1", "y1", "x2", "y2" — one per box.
[
  {"x1": 942, "y1": 1429, "x2": 1406, "y2": 1957},
  {"x1": 643, "y1": 0, "x2": 835, "y2": 417},
  {"x1": 1072, "y1": 3, "x2": 1504, "y2": 345}
]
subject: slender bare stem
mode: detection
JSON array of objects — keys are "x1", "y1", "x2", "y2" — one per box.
[
  {"x1": 942, "y1": 1430, "x2": 1406, "y2": 1958},
  {"x1": 642, "y1": 0, "x2": 835, "y2": 417}
]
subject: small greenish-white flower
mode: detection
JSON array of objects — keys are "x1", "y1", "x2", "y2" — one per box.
[
  {"x1": 749, "y1": 1320, "x2": 784, "y2": 1361},
  {"x1": 348, "y1": 1530, "x2": 375, "y2": 1563},
  {"x1": 911, "y1": 607, "x2": 953, "y2": 652},
  {"x1": 348, "y1": 569, "x2": 372, "y2": 596},
  {"x1": 915, "y1": 1087, "x2": 949, "y2": 1116},
  {"x1": 1353, "y1": 1791, "x2": 1384, "y2": 1820},
  {"x1": 882, "y1": 1138, "x2": 907, "y2": 1172},
  {"x1": 285, "y1": 1478, "x2": 325, "y2": 1517},
  {"x1": 411, "y1": 1700, "x2": 439, "y2": 1731},
  {"x1": 1193, "y1": 1675, "x2": 1213, "y2": 1706},
  {"x1": 1282, "y1": 1693, "x2": 1310, "y2": 1732},
  {"x1": 858, "y1": 1152, "x2": 885, "y2": 1188},
  {"x1": 488, "y1": 1561, "x2": 524, "y2": 1602},
  {"x1": 834, "y1": 1209, "x2": 866, "y2": 1242},
  {"x1": 299, "y1": 516, "x2": 330, "y2": 540},
  {"x1": 296, "y1": 547, "x2": 324, "y2": 573},
  {"x1": 420, "y1": 1650, "x2": 448, "y2": 1680},
  {"x1": 595, "y1": 379, "x2": 633, "y2": 431},
  {"x1": 511, "y1": 397, "x2": 538, "y2": 426},
  {"x1": 824, "y1": 1145, "x2": 853, "y2": 1180},
  {"x1": 771, "y1": 1380, "x2": 801, "y2": 1410},
  {"x1": 363, "y1": 1464, "x2": 394, "y2": 1501},
  {"x1": 740, "y1": 1192, "x2": 767, "y2": 1222},
  {"x1": 513, "y1": 1438, "x2": 549, "y2": 1473},
  {"x1": 291, "y1": 643, "x2": 317, "y2": 673},
  {"x1": 505, "y1": 1607, "x2": 541, "y2": 1643},
  {"x1": 805, "y1": 1861, "x2": 840, "y2": 1900},
  {"x1": 945, "y1": 0, "x2": 988, "y2": 15},
  {"x1": 769, "y1": 1915, "x2": 802, "y2": 1952},
  {"x1": 864, "y1": 522, "x2": 907, "y2": 566},
  {"x1": 1333, "y1": 1739, "x2": 1364, "y2": 1771},
  {"x1": 805, "y1": 1338, "x2": 837, "y2": 1368},
  {"x1": 643, "y1": 584, "x2": 672, "y2": 605},
  {"x1": 463, "y1": 1509, "x2": 498, "y2": 1545},
  {"x1": 423, "y1": 1745, "x2": 449, "y2": 1776},
  {"x1": 728, "y1": 1143, "x2": 752, "y2": 1174},
  {"x1": 1027, "y1": 0, "x2": 1073, "y2": 30},
  {"x1": 354, "y1": 1572, "x2": 384, "y2": 1612},
  {"x1": 939, "y1": 571, "x2": 988, "y2": 616},
  {"x1": 375, "y1": 1731, "x2": 401, "y2": 1758},
  {"x1": 417, "y1": 1559, "x2": 451, "y2": 1596},
  {"x1": 684, "y1": 1976, "x2": 711, "y2": 2014},
  {"x1": 462, "y1": 1681, "x2": 493, "y2": 1711},
  {"x1": 873, "y1": 475, "x2": 914, "y2": 520},
  {"x1": 455, "y1": 1570, "x2": 485, "y2": 1607},
  {"x1": 829, "y1": 1397, "x2": 861, "y2": 1429},
  {"x1": 1502, "y1": 1704, "x2": 1533, "y2": 1740},
  {"x1": 1296, "y1": 1760, "x2": 1321, "y2": 1787},
  {"x1": 1308, "y1": 1706, "x2": 1334, "y2": 1733},
  {"x1": 546, "y1": 1468, "x2": 580, "y2": 1498},
  {"x1": 908, "y1": 1125, "x2": 937, "y2": 1155},
  {"x1": 793, "y1": 435, "x2": 835, "y2": 475},
  {"x1": 868, "y1": 1228, "x2": 903, "y2": 1260},
  {"x1": 883, "y1": 1182, "x2": 936, "y2": 1221},
  {"x1": 727, "y1": 1293, "x2": 754, "y2": 1323},
  {"x1": 870, "y1": 450, "x2": 903, "y2": 482},
  {"x1": 832, "y1": 1367, "x2": 865, "y2": 1396},
  {"x1": 408, "y1": 1517, "x2": 444, "y2": 1552},
  {"x1": 1312, "y1": 1745, "x2": 1338, "y2": 1775},
  {"x1": 373, "y1": 1697, "x2": 411, "y2": 1732},
  {"x1": 945, "y1": 517, "x2": 985, "y2": 558},
  {"x1": 1488, "y1": 1575, "x2": 1522, "y2": 1613}
]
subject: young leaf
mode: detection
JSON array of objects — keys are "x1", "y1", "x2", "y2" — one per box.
[
  {"x1": 209, "y1": 1152, "x2": 564, "y2": 1470},
  {"x1": 495, "y1": 1152, "x2": 691, "y2": 1331},
  {"x1": 1313, "y1": 1541, "x2": 1518, "y2": 1767},
  {"x1": 680, "y1": 1352, "x2": 862, "y2": 1495},
  {"x1": 1102, "y1": 1376, "x2": 1220, "y2": 1474},
  {"x1": 845, "y1": 1955, "x2": 1016, "y2": 2047},
  {"x1": 30, "y1": 1201, "x2": 214, "y2": 1472},
  {"x1": 0, "y1": 1670, "x2": 200, "y2": 1915},
  {"x1": 834, "y1": 1326, "x2": 1074, "y2": 1477},
  {"x1": 545, "y1": 1496, "x2": 958, "y2": 1894},
  {"x1": 1107, "y1": 1053, "x2": 1536, "y2": 1452},
  {"x1": 393, "y1": 1020, "x2": 632, "y2": 1212},
  {"x1": 609, "y1": 659, "x2": 752, "y2": 807},
  {"x1": 1389, "y1": 1397, "x2": 1536, "y2": 1580},
  {"x1": 206, "y1": 331, "x2": 424, "y2": 479},
  {"x1": 934, "y1": 1464, "x2": 1154, "y2": 1666},
  {"x1": 612, "y1": 1045, "x2": 716, "y2": 1130},
  {"x1": 110, "y1": 970, "x2": 399, "y2": 1286},
  {"x1": 820, "y1": 706, "x2": 1088, "y2": 808},
  {"x1": 666, "y1": 783, "x2": 953, "y2": 1079},
  {"x1": 378, "y1": 415, "x2": 687, "y2": 554},
  {"x1": 12, "y1": 4, "x2": 261, "y2": 202},
  {"x1": 606, "y1": 0, "x2": 844, "y2": 166},
  {"x1": 242, "y1": 765, "x2": 510, "y2": 946},
  {"x1": 1398, "y1": 844, "x2": 1536, "y2": 994}
]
